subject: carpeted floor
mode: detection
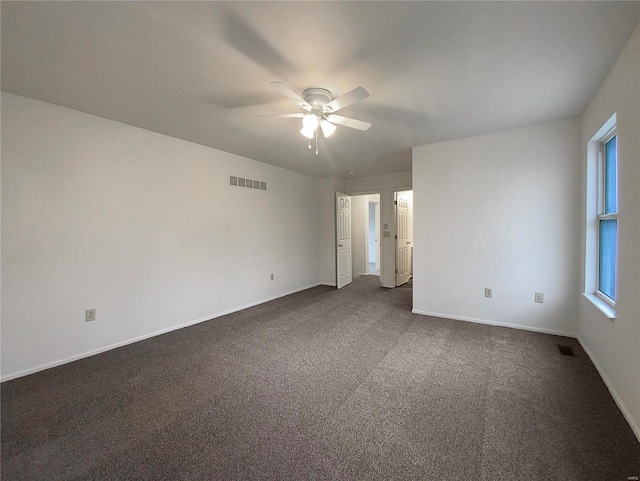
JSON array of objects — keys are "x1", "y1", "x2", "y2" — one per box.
[{"x1": 2, "y1": 275, "x2": 639, "y2": 480}]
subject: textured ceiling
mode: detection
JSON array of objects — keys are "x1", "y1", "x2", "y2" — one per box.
[{"x1": 2, "y1": 1, "x2": 639, "y2": 178}]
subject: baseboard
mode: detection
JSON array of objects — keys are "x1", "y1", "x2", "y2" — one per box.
[
  {"x1": 1, "y1": 282, "x2": 323, "y2": 383},
  {"x1": 411, "y1": 309, "x2": 576, "y2": 338},
  {"x1": 320, "y1": 282, "x2": 336, "y2": 287},
  {"x1": 577, "y1": 336, "x2": 640, "y2": 443}
]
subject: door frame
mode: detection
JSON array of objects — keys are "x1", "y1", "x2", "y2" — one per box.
[
  {"x1": 346, "y1": 190, "x2": 382, "y2": 283},
  {"x1": 363, "y1": 195, "x2": 381, "y2": 276}
]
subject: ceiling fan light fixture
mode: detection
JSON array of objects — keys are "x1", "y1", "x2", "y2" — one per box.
[
  {"x1": 262, "y1": 82, "x2": 371, "y2": 153},
  {"x1": 300, "y1": 126, "x2": 315, "y2": 139},
  {"x1": 320, "y1": 119, "x2": 336, "y2": 138},
  {"x1": 302, "y1": 113, "x2": 319, "y2": 130}
]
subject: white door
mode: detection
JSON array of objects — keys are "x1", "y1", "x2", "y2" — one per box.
[
  {"x1": 336, "y1": 192, "x2": 352, "y2": 289},
  {"x1": 395, "y1": 192, "x2": 410, "y2": 286}
]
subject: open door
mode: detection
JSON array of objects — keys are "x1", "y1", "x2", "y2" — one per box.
[
  {"x1": 395, "y1": 191, "x2": 411, "y2": 286},
  {"x1": 336, "y1": 192, "x2": 352, "y2": 289}
]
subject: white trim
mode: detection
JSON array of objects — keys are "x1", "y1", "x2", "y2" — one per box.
[
  {"x1": 588, "y1": 115, "x2": 618, "y2": 305},
  {"x1": 582, "y1": 293, "x2": 616, "y2": 319},
  {"x1": 577, "y1": 337, "x2": 640, "y2": 443},
  {"x1": 411, "y1": 309, "x2": 576, "y2": 338},
  {"x1": 345, "y1": 189, "x2": 383, "y2": 196},
  {"x1": 1, "y1": 282, "x2": 322, "y2": 383},
  {"x1": 320, "y1": 282, "x2": 336, "y2": 287}
]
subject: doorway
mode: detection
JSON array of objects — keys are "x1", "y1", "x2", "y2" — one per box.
[
  {"x1": 367, "y1": 200, "x2": 381, "y2": 275},
  {"x1": 350, "y1": 193, "x2": 381, "y2": 279}
]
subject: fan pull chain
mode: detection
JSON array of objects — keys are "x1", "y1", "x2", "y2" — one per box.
[
  {"x1": 308, "y1": 137, "x2": 311, "y2": 149},
  {"x1": 315, "y1": 127, "x2": 319, "y2": 155}
]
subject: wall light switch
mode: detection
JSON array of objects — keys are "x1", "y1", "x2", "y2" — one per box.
[
  {"x1": 484, "y1": 288, "x2": 492, "y2": 298},
  {"x1": 85, "y1": 309, "x2": 96, "y2": 322},
  {"x1": 270, "y1": 273, "x2": 274, "y2": 281},
  {"x1": 535, "y1": 292, "x2": 544, "y2": 304}
]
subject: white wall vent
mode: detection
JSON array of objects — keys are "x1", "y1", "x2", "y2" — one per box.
[{"x1": 229, "y1": 175, "x2": 267, "y2": 192}]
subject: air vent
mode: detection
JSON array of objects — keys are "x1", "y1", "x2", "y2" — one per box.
[
  {"x1": 229, "y1": 175, "x2": 267, "y2": 192},
  {"x1": 557, "y1": 345, "x2": 575, "y2": 357}
]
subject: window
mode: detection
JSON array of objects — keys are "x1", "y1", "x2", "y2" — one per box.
[
  {"x1": 596, "y1": 131, "x2": 618, "y2": 305},
  {"x1": 584, "y1": 114, "x2": 617, "y2": 318}
]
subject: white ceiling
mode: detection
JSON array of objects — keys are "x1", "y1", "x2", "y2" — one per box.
[{"x1": 2, "y1": 2, "x2": 639, "y2": 178}]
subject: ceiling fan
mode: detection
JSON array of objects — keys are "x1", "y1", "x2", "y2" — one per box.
[{"x1": 259, "y1": 82, "x2": 371, "y2": 154}]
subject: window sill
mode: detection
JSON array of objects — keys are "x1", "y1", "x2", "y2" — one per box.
[{"x1": 583, "y1": 293, "x2": 616, "y2": 320}]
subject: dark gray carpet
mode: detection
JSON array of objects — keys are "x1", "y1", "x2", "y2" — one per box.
[{"x1": 2, "y1": 276, "x2": 639, "y2": 480}]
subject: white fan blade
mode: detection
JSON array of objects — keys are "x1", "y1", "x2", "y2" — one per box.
[
  {"x1": 326, "y1": 114, "x2": 371, "y2": 131},
  {"x1": 323, "y1": 87, "x2": 369, "y2": 113},
  {"x1": 257, "y1": 113, "x2": 305, "y2": 118},
  {"x1": 270, "y1": 82, "x2": 311, "y2": 110}
]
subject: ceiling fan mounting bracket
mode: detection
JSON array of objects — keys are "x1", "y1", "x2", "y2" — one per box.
[{"x1": 301, "y1": 88, "x2": 332, "y2": 110}]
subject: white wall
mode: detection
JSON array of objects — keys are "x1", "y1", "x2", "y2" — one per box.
[
  {"x1": 345, "y1": 171, "x2": 412, "y2": 288},
  {"x1": 1, "y1": 93, "x2": 321, "y2": 380},
  {"x1": 412, "y1": 118, "x2": 581, "y2": 336},
  {"x1": 578, "y1": 23, "x2": 640, "y2": 440}
]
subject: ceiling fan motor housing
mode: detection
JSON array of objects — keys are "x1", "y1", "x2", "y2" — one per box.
[{"x1": 302, "y1": 88, "x2": 333, "y2": 111}]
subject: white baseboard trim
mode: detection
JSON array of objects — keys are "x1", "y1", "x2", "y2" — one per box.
[
  {"x1": 1, "y1": 282, "x2": 322, "y2": 383},
  {"x1": 320, "y1": 282, "x2": 336, "y2": 287},
  {"x1": 576, "y1": 336, "x2": 640, "y2": 443},
  {"x1": 411, "y1": 309, "x2": 576, "y2": 338}
]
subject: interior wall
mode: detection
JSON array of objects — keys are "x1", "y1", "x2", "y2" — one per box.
[
  {"x1": 578, "y1": 23, "x2": 640, "y2": 440},
  {"x1": 1, "y1": 93, "x2": 321, "y2": 380},
  {"x1": 345, "y1": 171, "x2": 411, "y2": 288},
  {"x1": 412, "y1": 118, "x2": 581, "y2": 336}
]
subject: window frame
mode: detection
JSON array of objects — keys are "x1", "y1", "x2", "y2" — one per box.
[{"x1": 595, "y1": 129, "x2": 618, "y2": 307}]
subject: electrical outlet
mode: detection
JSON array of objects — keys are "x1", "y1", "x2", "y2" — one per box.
[
  {"x1": 535, "y1": 292, "x2": 544, "y2": 304},
  {"x1": 484, "y1": 288, "x2": 492, "y2": 298},
  {"x1": 270, "y1": 273, "x2": 274, "y2": 281},
  {"x1": 85, "y1": 309, "x2": 96, "y2": 322}
]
